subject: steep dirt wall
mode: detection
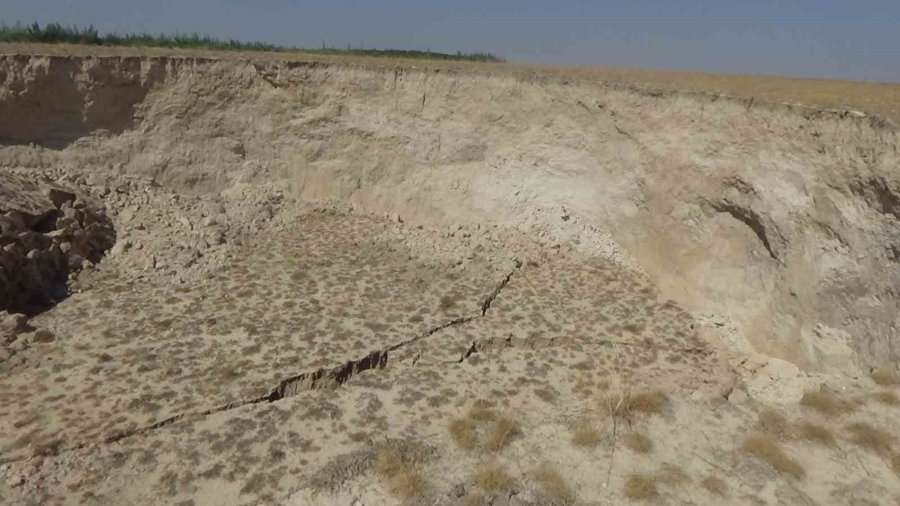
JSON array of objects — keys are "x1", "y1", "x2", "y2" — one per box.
[{"x1": 0, "y1": 54, "x2": 897, "y2": 371}]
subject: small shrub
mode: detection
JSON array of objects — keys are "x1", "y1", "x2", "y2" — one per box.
[
  {"x1": 388, "y1": 470, "x2": 426, "y2": 500},
  {"x1": 605, "y1": 389, "x2": 667, "y2": 420},
  {"x1": 449, "y1": 418, "x2": 477, "y2": 450},
  {"x1": 439, "y1": 295, "x2": 457, "y2": 311},
  {"x1": 486, "y1": 416, "x2": 518, "y2": 452},
  {"x1": 462, "y1": 491, "x2": 485, "y2": 506},
  {"x1": 740, "y1": 434, "x2": 805, "y2": 479},
  {"x1": 846, "y1": 422, "x2": 895, "y2": 454},
  {"x1": 571, "y1": 422, "x2": 602, "y2": 448},
  {"x1": 800, "y1": 389, "x2": 853, "y2": 417},
  {"x1": 624, "y1": 474, "x2": 658, "y2": 501},
  {"x1": 873, "y1": 391, "x2": 900, "y2": 406},
  {"x1": 758, "y1": 409, "x2": 789, "y2": 437},
  {"x1": 796, "y1": 421, "x2": 836, "y2": 447},
  {"x1": 373, "y1": 446, "x2": 426, "y2": 500},
  {"x1": 532, "y1": 465, "x2": 574, "y2": 504},
  {"x1": 624, "y1": 432, "x2": 654, "y2": 454},
  {"x1": 474, "y1": 464, "x2": 513, "y2": 492},
  {"x1": 657, "y1": 464, "x2": 690, "y2": 487},
  {"x1": 467, "y1": 402, "x2": 496, "y2": 422},
  {"x1": 872, "y1": 369, "x2": 900, "y2": 387},
  {"x1": 700, "y1": 476, "x2": 727, "y2": 496}
]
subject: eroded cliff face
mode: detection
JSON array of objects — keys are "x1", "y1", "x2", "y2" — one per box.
[{"x1": 1, "y1": 54, "x2": 897, "y2": 370}]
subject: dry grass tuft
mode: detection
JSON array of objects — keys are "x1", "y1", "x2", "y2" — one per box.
[
  {"x1": 571, "y1": 421, "x2": 603, "y2": 448},
  {"x1": 462, "y1": 491, "x2": 486, "y2": 506},
  {"x1": 624, "y1": 474, "x2": 659, "y2": 501},
  {"x1": 872, "y1": 369, "x2": 900, "y2": 387},
  {"x1": 624, "y1": 432, "x2": 654, "y2": 454},
  {"x1": 846, "y1": 422, "x2": 895, "y2": 455},
  {"x1": 873, "y1": 391, "x2": 900, "y2": 406},
  {"x1": 373, "y1": 447, "x2": 426, "y2": 500},
  {"x1": 796, "y1": 421, "x2": 837, "y2": 447},
  {"x1": 467, "y1": 401, "x2": 497, "y2": 422},
  {"x1": 449, "y1": 418, "x2": 478, "y2": 450},
  {"x1": 474, "y1": 464, "x2": 514, "y2": 492},
  {"x1": 486, "y1": 416, "x2": 518, "y2": 452},
  {"x1": 532, "y1": 465, "x2": 574, "y2": 504},
  {"x1": 800, "y1": 389, "x2": 853, "y2": 417},
  {"x1": 657, "y1": 464, "x2": 690, "y2": 487},
  {"x1": 758, "y1": 409, "x2": 789, "y2": 437},
  {"x1": 740, "y1": 434, "x2": 805, "y2": 479},
  {"x1": 605, "y1": 389, "x2": 668, "y2": 420},
  {"x1": 450, "y1": 404, "x2": 519, "y2": 452},
  {"x1": 700, "y1": 476, "x2": 727, "y2": 496},
  {"x1": 891, "y1": 453, "x2": 900, "y2": 477}
]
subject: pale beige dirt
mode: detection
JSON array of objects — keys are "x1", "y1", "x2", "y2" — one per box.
[{"x1": 0, "y1": 48, "x2": 898, "y2": 506}]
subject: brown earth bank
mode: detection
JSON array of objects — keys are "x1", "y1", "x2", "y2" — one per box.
[{"x1": 0, "y1": 47, "x2": 898, "y2": 505}]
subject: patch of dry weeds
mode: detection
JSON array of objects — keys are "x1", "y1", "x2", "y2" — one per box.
[
  {"x1": 740, "y1": 434, "x2": 805, "y2": 479},
  {"x1": 624, "y1": 432, "x2": 654, "y2": 454},
  {"x1": 624, "y1": 474, "x2": 658, "y2": 501},
  {"x1": 846, "y1": 422, "x2": 895, "y2": 455},
  {"x1": 474, "y1": 464, "x2": 514, "y2": 492},
  {"x1": 872, "y1": 369, "x2": 900, "y2": 387},
  {"x1": 373, "y1": 446, "x2": 427, "y2": 500},
  {"x1": 700, "y1": 475, "x2": 727, "y2": 496},
  {"x1": 532, "y1": 464, "x2": 574, "y2": 504},
  {"x1": 796, "y1": 421, "x2": 837, "y2": 447},
  {"x1": 800, "y1": 389, "x2": 853, "y2": 417},
  {"x1": 571, "y1": 421, "x2": 602, "y2": 448},
  {"x1": 758, "y1": 408, "x2": 789, "y2": 437}
]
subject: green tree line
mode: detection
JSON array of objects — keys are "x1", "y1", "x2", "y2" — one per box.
[{"x1": 0, "y1": 22, "x2": 505, "y2": 62}]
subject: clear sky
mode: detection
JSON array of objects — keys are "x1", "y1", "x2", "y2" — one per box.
[{"x1": 2, "y1": 0, "x2": 899, "y2": 83}]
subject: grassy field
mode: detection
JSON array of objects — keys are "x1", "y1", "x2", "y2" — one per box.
[
  {"x1": 1, "y1": 38, "x2": 898, "y2": 125},
  {"x1": 0, "y1": 22, "x2": 504, "y2": 62}
]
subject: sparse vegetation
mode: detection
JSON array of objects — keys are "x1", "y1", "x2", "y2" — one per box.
[
  {"x1": 700, "y1": 475, "x2": 727, "y2": 496},
  {"x1": 873, "y1": 391, "x2": 900, "y2": 406},
  {"x1": 449, "y1": 418, "x2": 478, "y2": 450},
  {"x1": 796, "y1": 421, "x2": 837, "y2": 447},
  {"x1": 872, "y1": 369, "x2": 900, "y2": 387},
  {"x1": 624, "y1": 432, "x2": 654, "y2": 454},
  {"x1": 657, "y1": 464, "x2": 690, "y2": 487},
  {"x1": 624, "y1": 474, "x2": 659, "y2": 501},
  {"x1": 846, "y1": 422, "x2": 895, "y2": 455},
  {"x1": 758, "y1": 408, "x2": 789, "y2": 437},
  {"x1": 532, "y1": 465, "x2": 574, "y2": 504},
  {"x1": 604, "y1": 389, "x2": 668, "y2": 420},
  {"x1": 373, "y1": 446, "x2": 427, "y2": 500},
  {"x1": 0, "y1": 21, "x2": 505, "y2": 62},
  {"x1": 800, "y1": 389, "x2": 853, "y2": 417},
  {"x1": 486, "y1": 416, "x2": 518, "y2": 452},
  {"x1": 474, "y1": 464, "x2": 514, "y2": 492},
  {"x1": 449, "y1": 404, "x2": 519, "y2": 452},
  {"x1": 740, "y1": 434, "x2": 805, "y2": 479},
  {"x1": 571, "y1": 420, "x2": 603, "y2": 448}
]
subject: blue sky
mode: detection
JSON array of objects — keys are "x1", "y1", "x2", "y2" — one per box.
[{"x1": 2, "y1": 1, "x2": 899, "y2": 82}]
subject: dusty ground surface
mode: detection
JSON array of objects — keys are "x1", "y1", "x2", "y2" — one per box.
[{"x1": 0, "y1": 47, "x2": 899, "y2": 505}]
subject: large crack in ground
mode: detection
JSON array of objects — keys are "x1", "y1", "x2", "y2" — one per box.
[{"x1": 28, "y1": 262, "x2": 524, "y2": 461}]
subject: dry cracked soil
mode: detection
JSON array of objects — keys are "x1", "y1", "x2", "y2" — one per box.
[{"x1": 0, "y1": 46, "x2": 899, "y2": 505}]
